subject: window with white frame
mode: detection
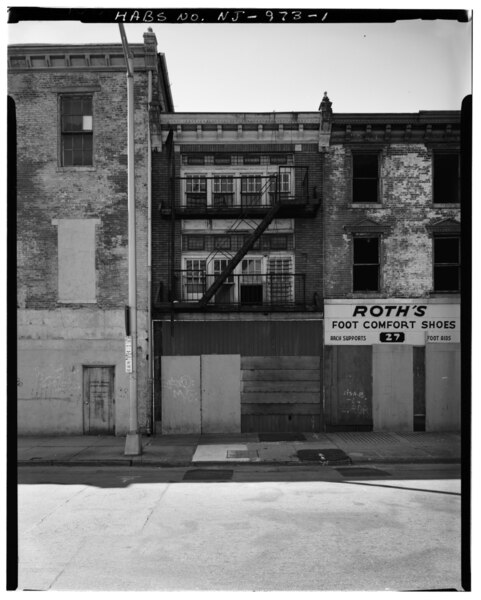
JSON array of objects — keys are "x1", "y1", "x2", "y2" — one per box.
[
  {"x1": 212, "y1": 175, "x2": 235, "y2": 207},
  {"x1": 183, "y1": 258, "x2": 206, "y2": 300},
  {"x1": 241, "y1": 176, "x2": 263, "y2": 206},
  {"x1": 269, "y1": 171, "x2": 291, "y2": 203},
  {"x1": 268, "y1": 257, "x2": 293, "y2": 302},
  {"x1": 210, "y1": 258, "x2": 235, "y2": 304},
  {"x1": 60, "y1": 95, "x2": 93, "y2": 166},
  {"x1": 185, "y1": 175, "x2": 207, "y2": 207},
  {"x1": 240, "y1": 258, "x2": 263, "y2": 304}
]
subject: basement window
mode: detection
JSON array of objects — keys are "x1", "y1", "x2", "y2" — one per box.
[
  {"x1": 60, "y1": 95, "x2": 93, "y2": 166},
  {"x1": 433, "y1": 153, "x2": 460, "y2": 204},
  {"x1": 353, "y1": 237, "x2": 380, "y2": 291},
  {"x1": 433, "y1": 236, "x2": 460, "y2": 292},
  {"x1": 352, "y1": 153, "x2": 379, "y2": 203}
]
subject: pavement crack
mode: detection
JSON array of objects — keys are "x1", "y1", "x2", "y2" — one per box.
[
  {"x1": 141, "y1": 483, "x2": 171, "y2": 531},
  {"x1": 27, "y1": 486, "x2": 88, "y2": 533}
]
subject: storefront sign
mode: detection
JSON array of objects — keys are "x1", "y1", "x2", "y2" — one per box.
[
  {"x1": 324, "y1": 301, "x2": 460, "y2": 345},
  {"x1": 125, "y1": 336, "x2": 133, "y2": 373}
]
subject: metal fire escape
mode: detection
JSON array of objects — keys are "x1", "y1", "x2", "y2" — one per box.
[{"x1": 198, "y1": 193, "x2": 281, "y2": 307}]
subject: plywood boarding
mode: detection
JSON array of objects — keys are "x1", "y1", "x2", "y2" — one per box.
[
  {"x1": 425, "y1": 343, "x2": 461, "y2": 431},
  {"x1": 324, "y1": 345, "x2": 373, "y2": 430},
  {"x1": 372, "y1": 345, "x2": 413, "y2": 431},
  {"x1": 201, "y1": 355, "x2": 241, "y2": 433},
  {"x1": 240, "y1": 355, "x2": 321, "y2": 432}
]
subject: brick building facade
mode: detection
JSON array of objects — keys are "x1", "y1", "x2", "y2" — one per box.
[
  {"x1": 10, "y1": 31, "x2": 173, "y2": 434},
  {"x1": 323, "y1": 110, "x2": 461, "y2": 431},
  {"x1": 151, "y1": 107, "x2": 328, "y2": 433},
  {"x1": 11, "y1": 33, "x2": 461, "y2": 435}
]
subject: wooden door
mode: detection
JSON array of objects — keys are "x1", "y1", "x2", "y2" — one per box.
[{"x1": 83, "y1": 366, "x2": 115, "y2": 434}]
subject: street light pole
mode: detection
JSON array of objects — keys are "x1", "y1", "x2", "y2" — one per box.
[{"x1": 119, "y1": 23, "x2": 141, "y2": 456}]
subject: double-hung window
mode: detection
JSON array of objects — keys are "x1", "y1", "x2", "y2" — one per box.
[
  {"x1": 241, "y1": 176, "x2": 262, "y2": 206},
  {"x1": 213, "y1": 175, "x2": 235, "y2": 207},
  {"x1": 353, "y1": 237, "x2": 380, "y2": 291},
  {"x1": 184, "y1": 259, "x2": 206, "y2": 300},
  {"x1": 269, "y1": 170, "x2": 291, "y2": 203},
  {"x1": 240, "y1": 258, "x2": 263, "y2": 304},
  {"x1": 352, "y1": 153, "x2": 379, "y2": 203},
  {"x1": 433, "y1": 236, "x2": 460, "y2": 292},
  {"x1": 185, "y1": 175, "x2": 207, "y2": 208},
  {"x1": 60, "y1": 95, "x2": 93, "y2": 166}
]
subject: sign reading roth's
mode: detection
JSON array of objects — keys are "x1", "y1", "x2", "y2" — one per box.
[{"x1": 324, "y1": 301, "x2": 460, "y2": 345}]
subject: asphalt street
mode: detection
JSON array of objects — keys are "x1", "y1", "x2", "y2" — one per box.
[{"x1": 17, "y1": 463, "x2": 462, "y2": 592}]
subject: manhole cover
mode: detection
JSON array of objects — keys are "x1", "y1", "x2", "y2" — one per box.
[
  {"x1": 259, "y1": 433, "x2": 306, "y2": 442},
  {"x1": 183, "y1": 469, "x2": 233, "y2": 481},
  {"x1": 297, "y1": 448, "x2": 351, "y2": 464},
  {"x1": 336, "y1": 467, "x2": 391, "y2": 478}
]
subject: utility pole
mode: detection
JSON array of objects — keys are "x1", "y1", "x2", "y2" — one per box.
[{"x1": 119, "y1": 23, "x2": 142, "y2": 456}]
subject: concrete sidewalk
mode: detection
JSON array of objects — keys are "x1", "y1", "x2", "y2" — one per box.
[{"x1": 17, "y1": 431, "x2": 462, "y2": 467}]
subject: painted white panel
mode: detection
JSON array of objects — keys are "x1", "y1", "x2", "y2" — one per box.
[
  {"x1": 426, "y1": 344, "x2": 461, "y2": 431},
  {"x1": 325, "y1": 299, "x2": 460, "y2": 345},
  {"x1": 161, "y1": 356, "x2": 201, "y2": 434},
  {"x1": 54, "y1": 219, "x2": 100, "y2": 303},
  {"x1": 373, "y1": 345, "x2": 413, "y2": 431},
  {"x1": 201, "y1": 355, "x2": 241, "y2": 433}
]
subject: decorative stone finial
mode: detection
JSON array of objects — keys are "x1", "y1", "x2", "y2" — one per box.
[{"x1": 319, "y1": 92, "x2": 332, "y2": 118}]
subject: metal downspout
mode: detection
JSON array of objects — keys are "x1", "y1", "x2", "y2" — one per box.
[{"x1": 147, "y1": 68, "x2": 154, "y2": 434}]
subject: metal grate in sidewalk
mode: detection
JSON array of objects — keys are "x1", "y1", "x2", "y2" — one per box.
[
  {"x1": 328, "y1": 432, "x2": 400, "y2": 444},
  {"x1": 395, "y1": 432, "x2": 460, "y2": 445}
]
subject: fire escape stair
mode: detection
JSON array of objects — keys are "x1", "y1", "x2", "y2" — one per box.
[{"x1": 198, "y1": 200, "x2": 281, "y2": 307}]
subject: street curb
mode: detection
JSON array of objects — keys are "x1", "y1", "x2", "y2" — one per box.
[{"x1": 17, "y1": 457, "x2": 461, "y2": 468}]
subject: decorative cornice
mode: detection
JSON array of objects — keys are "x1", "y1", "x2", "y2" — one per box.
[
  {"x1": 8, "y1": 43, "x2": 155, "y2": 72},
  {"x1": 426, "y1": 219, "x2": 461, "y2": 235},
  {"x1": 344, "y1": 218, "x2": 392, "y2": 235}
]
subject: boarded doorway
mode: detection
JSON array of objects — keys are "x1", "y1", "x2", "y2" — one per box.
[{"x1": 83, "y1": 366, "x2": 115, "y2": 434}]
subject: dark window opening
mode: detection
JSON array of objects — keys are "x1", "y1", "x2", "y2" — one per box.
[
  {"x1": 61, "y1": 95, "x2": 93, "y2": 166},
  {"x1": 243, "y1": 155, "x2": 260, "y2": 165},
  {"x1": 433, "y1": 236, "x2": 460, "y2": 292},
  {"x1": 433, "y1": 153, "x2": 460, "y2": 204},
  {"x1": 240, "y1": 285, "x2": 263, "y2": 305},
  {"x1": 214, "y1": 155, "x2": 231, "y2": 165},
  {"x1": 353, "y1": 237, "x2": 379, "y2": 291},
  {"x1": 270, "y1": 155, "x2": 287, "y2": 164},
  {"x1": 352, "y1": 154, "x2": 379, "y2": 203},
  {"x1": 184, "y1": 236, "x2": 205, "y2": 251},
  {"x1": 186, "y1": 156, "x2": 205, "y2": 165}
]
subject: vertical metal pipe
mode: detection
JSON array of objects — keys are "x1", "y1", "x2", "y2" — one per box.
[{"x1": 127, "y1": 52, "x2": 137, "y2": 434}]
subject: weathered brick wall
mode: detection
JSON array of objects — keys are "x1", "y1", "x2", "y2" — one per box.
[
  {"x1": 151, "y1": 151, "x2": 182, "y2": 304},
  {"x1": 11, "y1": 59, "x2": 156, "y2": 433},
  {"x1": 323, "y1": 144, "x2": 461, "y2": 298},
  {"x1": 294, "y1": 146, "x2": 323, "y2": 304},
  {"x1": 11, "y1": 68, "x2": 153, "y2": 311}
]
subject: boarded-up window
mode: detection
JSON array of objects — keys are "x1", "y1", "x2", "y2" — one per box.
[{"x1": 53, "y1": 218, "x2": 100, "y2": 303}]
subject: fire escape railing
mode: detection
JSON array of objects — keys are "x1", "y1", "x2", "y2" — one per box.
[{"x1": 174, "y1": 271, "x2": 306, "y2": 307}]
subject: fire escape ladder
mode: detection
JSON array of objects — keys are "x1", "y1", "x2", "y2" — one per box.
[
  {"x1": 202, "y1": 174, "x2": 277, "y2": 284},
  {"x1": 198, "y1": 200, "x2": 281, "y2": 307}
]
